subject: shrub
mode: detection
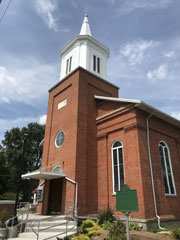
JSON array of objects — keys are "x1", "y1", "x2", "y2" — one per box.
[
  {"x1": 0, "y1": 192, "x2": 16, "y2": 200},
  {"x1": 98, "y1": 208, "x2": 115, "y2": 225},
  {"x1": 129, "y1": 222, "x2": 143, "y2": 231},
  {"x1": 108, "y1": 221, "x2": 126, "y2": 240},
  {"x1": 72, "y1": 234, "x2": 90, "y2": 240},
  {"x1": 101, "y1": 221, "x2": 113, "y2": 230},
  {"x1": 172, "y1": 228, "x2": 180, "y2": 240},
  {"x1": 0, "y1": 210, "x2": 12, "y2": 228},
  {"x1": 80, "y1": 219, "x2": 104, "y2": 238},
  {"x1": 87, "y1": 225, "x2": 103, "y2": 238},
  {"x1": 81, "y1": 219, "x2": 97, "y2": 234}
]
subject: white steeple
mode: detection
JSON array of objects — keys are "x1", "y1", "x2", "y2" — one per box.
[
  {"x1": 60, "y1": 15, "x2": 109, "y2": 80},
  {"x1": 80, "y1": 14, "x2": 92, "y2": 36}
]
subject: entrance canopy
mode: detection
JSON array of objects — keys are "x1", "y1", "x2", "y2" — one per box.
[{"x1": 21, "y1": 168, "x2": 65, "y2": 180}]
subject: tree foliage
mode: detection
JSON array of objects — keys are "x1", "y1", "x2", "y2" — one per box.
[
  {"x1": 0, "y1": 147, "x2": 9, "y2": 195},
  {"x1": 0, "y1": 122, "x2": 45, "y2": 201}
]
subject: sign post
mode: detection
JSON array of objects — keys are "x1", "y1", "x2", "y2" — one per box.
[{"x1": 116, "y1": 185, "x2": 139, "y2": 240}]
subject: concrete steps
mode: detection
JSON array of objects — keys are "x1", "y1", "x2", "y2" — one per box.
[
  {"x1": 26, "y1": 221, "x2": 76, "y2": 232},
  {"x1": 8, "y1": 214, "x2": 77, "y2": 240},
  {"x1": 9, "y1": 231, "x2": 77, "y2": 240}
]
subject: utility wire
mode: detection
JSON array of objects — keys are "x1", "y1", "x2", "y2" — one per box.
[{"x1": 0, "y1": 0, "x2": 12, "y2": 24}]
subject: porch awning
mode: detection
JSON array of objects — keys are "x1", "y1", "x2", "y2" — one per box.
[{"x1": 21, "y1": 168, "x2": 65, "y2": 180}]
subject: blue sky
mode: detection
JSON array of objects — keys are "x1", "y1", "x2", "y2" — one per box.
[{"x1": 0, "y1": 0, "x2": 180, "y2": 141}]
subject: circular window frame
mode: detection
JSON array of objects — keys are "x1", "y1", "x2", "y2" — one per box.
[{"x1": 55, "y1": 130, "x2": 64, "y2": 148}]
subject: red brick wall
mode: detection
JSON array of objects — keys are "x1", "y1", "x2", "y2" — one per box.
[
  {"x1": 40, "y1": 68, "x2": 119, "y2": 215},
  {"x1": 96, "y1": 108, "x2": 146, "y2": 219},
  {"x1": 96, "y1": 106, "x2": 180, "y2": 221},
  {"x1": 137, "y1": 110, "x2": 180, "y2": 220},
  {"x1": 75, "y1": 69, "x2": 119, "y2": 214},
  {"x1": 96, "y1": 101, "x2": 133, "y2": 119},
  {"x1": 40, "y1": 70, "x2": 80, "y2": 214}
]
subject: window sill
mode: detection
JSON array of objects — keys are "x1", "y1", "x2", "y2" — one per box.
[{"x1": 165, "y1": 194, "x2": 177, "y2": 197}]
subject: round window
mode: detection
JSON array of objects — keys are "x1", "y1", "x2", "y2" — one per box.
[{"x1": 55, "y1": 131, "x2": 64, "y2": 148}]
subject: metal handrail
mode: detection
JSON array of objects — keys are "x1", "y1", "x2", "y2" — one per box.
[
  {"x1": 40, "y1": 217, "x2": 77, "y2": 240},
  {"x1": 42, "y1": 224, "x2": 77, "y2": 240},
  {"x1": 29, "y1": 218, "x2": 68, "y2": 233},
  {"x1": 5, "y1": 201, "x2": 31, "y2": 239},
  {"x1": 27, "y1": 209, "x2": 77, "y2": 240}
]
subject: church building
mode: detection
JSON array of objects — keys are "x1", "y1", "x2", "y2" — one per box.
[{"x1": 22, "y1": 16, "x2": 180, "y2": 227}]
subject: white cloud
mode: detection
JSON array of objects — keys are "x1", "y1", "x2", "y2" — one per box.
[
  {"x1": 35, "y1": 0, "x2": 58, "y2": 31},
  {"x1": 0, "y1": 59, "x2": 56, "y2": 104},
  {"x1": 147, "y1": 64, "x2": 168, "y2": 82},
  {"x1": 0, "y1": 116, "x2": 37, "y2": 141},
  {"x1": 115, "y1": 0, "x2": 172, "y2": 15},
  {"x1": 0, "y1": 114, "x2": 47, "y2": 141},
  {"x1": 164, "y1": 51, "x2": 175, "y2": 58},
  {"x1": 0, "y1": 66, "x2": 24, "y2": 103},
  {"x1": 38, "y1": 114, "x2": 47, "y2": 125},
  {"x1": 0, "y1": 117, "x2": 37, "y2": 131},
  {"x1": 120, "y1": 40, "x2": 158, "y2": 66},
  {"x1": 171, "y1": 112, "x2": 180, "y2": 120}
]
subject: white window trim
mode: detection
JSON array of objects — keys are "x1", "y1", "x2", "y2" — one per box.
[
  {"x1": 111, "y1": 141, "x2": 125, "y2": 195},
  {"x1": 66, "y1": 56, "x2": 72, "y2": 75},
  {"x1": 159, "y1": 141, "x2": 176, "y2": 196},
  {"x1": 55, "y1": 130, "x2": 65, "y2": 149}
]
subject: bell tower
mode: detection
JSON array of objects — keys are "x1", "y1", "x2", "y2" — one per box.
[
  {"x1": 60, "y1": 15, "x2": 110, "y2": 80},
  {"x1": 38, "y1": 15, "x2": 118, "y2": 216}
]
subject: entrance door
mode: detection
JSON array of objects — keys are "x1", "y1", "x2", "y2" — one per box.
[{"x1": 48, "y1": 178, "x2": 63, "y2": 214}]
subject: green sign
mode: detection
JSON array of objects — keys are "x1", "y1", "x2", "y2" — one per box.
[{"x1": 116, "y1": 184, "x2": 138, "y2": 213}]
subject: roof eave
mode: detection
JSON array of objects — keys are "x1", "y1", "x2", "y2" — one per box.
[
  {"x1": 95, "y1": 95, "x2": 141, "y2": 104},
  {"x1": 136, "y1": 102, "x2": 180, "y2": 129},
  {"x1": 95, "y1": 95, "x2": 180, "y2": 129}
]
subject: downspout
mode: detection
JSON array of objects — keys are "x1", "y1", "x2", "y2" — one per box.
[
  {"x1": 146, "y1": 114, "x2": 165, "y2": 230},
  {"x1": 106, "y1": 135, "x2": 110, "y2": 209}
]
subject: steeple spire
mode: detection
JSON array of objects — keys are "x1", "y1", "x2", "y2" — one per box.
[
  {"x1": 80, "y1": 14, "x2": 92, "y2": 36},
  {"x1": 60, "y1": 15, "x2": 109, "y2": 80}
]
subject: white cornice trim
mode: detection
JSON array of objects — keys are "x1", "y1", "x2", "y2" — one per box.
[
  {"x1": 95, "y1": 95, "x2": 180, "y2": 128},
  {"x1": 60, "y1": 35, "x2": 110, "y2": 56},
  {"x1": 95, "y1": 95, "x2": 141, "y2": 104}
]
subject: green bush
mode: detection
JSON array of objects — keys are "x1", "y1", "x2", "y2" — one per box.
[
  {"x1": 172, "y1": 228, "x2": 180, "y2": 239},
  {"x1": 87, "y1": 225, "x2": 103, "y2": 238},
  {"x1": 80, "y1": 219, "x2": 105, "y2": 238},
  {"x1": 0, "y1": 210, "x2": 12, "y2": 228},
  {"x1": 101, "y1": 221, "x2": 113, "y2": 230},
  {"x1": 129, "y1": 222, "x2": 142, "y2": 231},
  {"x1": 108, "y1": 221, "x2": 126, "y2": 240},
  {"x1": 72, "y1": 234, "x2": 90, "y2": 240},
  {"x1": 81, "y1": 219, "x2": 97, "y2": 234},
  {"x1": 98, "y1": 208, "x2": 115, "y2": 225},
  {"x1": 0, "y1": 192, "x2": 16, "y2": 200}
]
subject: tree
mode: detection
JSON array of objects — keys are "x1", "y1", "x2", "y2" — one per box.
[
  {"x1": 0, "y1": 146, "x2": 9, "y2": 195},
  {"x1": 0, "y1": 122, "x2": 45, "y2": 210}
]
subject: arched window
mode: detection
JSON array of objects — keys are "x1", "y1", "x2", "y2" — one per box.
[
  {"x1": 159, "y1": 141, "x2": 176, "y2": 195},
  {"x1": 112, "y1": 141, "x2": 124, "y2": 193}
]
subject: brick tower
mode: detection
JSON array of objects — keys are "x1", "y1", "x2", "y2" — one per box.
[{"x1": 39, "y1": 15, "x2": 119, "y2": 215}]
